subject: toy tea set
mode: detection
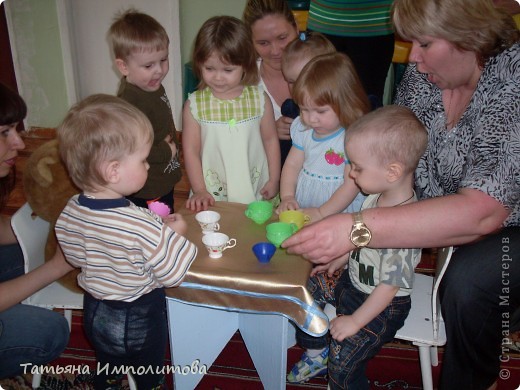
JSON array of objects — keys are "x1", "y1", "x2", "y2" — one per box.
[
  {"x1": 245, "y1": 200, "x2": 310, "y2": 263},
  {"x1": 148, "y1": 199, "x2": 309, "y2": 262}
]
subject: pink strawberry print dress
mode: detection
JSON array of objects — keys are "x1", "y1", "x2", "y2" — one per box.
[{"x1": 290, "y1": 117, "x2": 365, "y2": 213}]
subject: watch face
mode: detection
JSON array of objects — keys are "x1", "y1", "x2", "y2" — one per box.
[{"x1": 351, "y1": 227, "x2": 371, "y2": 247}]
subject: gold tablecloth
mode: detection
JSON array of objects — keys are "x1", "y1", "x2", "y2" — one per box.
[{"x1": 166, "y1": 202, "x2": 328, "y2": 336}]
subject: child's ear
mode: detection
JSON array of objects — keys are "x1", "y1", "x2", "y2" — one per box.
[
  {"x1": 115, "y1": 59, "x2": 129, "y2": 76},
  {"x1": 102, "y1": 160, "x2": 121, "y2": 183},
  {"x1": 386, "y1": 162, "x2": 403, "y2": 183}
]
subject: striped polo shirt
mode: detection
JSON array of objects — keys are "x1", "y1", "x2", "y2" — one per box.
[{"x1": 55, "y1": 194, "x2": 197, "y2": 302}]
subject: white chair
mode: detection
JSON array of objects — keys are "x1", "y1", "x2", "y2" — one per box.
[
  {"x1": 394, "y1": 246, "x2": 453, "y2": 390},
  {"x1": 11, "y1": 203, "x2": 137, "y2": 390}
]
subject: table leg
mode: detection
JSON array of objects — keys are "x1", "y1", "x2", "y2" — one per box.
[
  {"x1": 167, "y1": 299, "x2": 239, "y2": 390},
  {"x1": 240, "y1": 313, "x2": 289, "y2": 390}
]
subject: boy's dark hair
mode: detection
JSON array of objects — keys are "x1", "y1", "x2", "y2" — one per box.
[
  {"x1": 108, "y1": 8, "x2": 169, "y2": 61},
  {"x1": 346, "y1": 105, "x2": 428, "y2": 173}
]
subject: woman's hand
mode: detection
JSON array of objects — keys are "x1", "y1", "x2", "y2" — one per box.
[
  {"x1": 282, "y1": 213, "x2": 354, "y2": 264},
  {"x1": 0, "y1": 246, "x2": 74, "y2": 312},
  {"x1": 185, "y1": 190, "x2": 215, "y2": 212},
  {"x1": 275, "y1": 116, "x2": 293, "y2": 141}
]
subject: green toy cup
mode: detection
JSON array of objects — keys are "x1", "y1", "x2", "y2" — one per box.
[
  {"x1": 245, "y1": 200, "x2": 273, "y2": 224},
  {"x1": 266, "y1": 221, "x2": 297, "y2": 247}
]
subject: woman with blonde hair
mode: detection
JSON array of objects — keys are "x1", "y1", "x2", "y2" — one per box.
[{"x1": 283, "y1": 0, "x2": 519, "y2": 388}]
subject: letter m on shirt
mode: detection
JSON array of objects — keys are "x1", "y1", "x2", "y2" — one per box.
[{"x1": 358, "y1": 264, "x2": 375, "y2": 286}]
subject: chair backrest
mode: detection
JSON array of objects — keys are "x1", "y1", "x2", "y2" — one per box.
[
  {"x1": 431, "y1": 246, "x2": 453, "y2": 339},
  {"x1": 11, "y1": 202, "x2": 83, "y2": 309},
  {"x1": 11, "y1": 203, "x2": 50, "y2": 275}
]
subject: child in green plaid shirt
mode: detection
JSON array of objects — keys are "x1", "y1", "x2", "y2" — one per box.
[{"x1": 183, "y1": 16, "x2": 280, "y2": 212}]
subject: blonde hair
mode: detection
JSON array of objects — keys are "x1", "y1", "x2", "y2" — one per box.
[
  {"x1": 282, "y1": 32, "x2": 336, "y2": 70},
  {"x1": 58, "y1": 94, "x2": 154, "y2": 191},
  {"x1": 108, "y1": 8, "x2": 169, "y2": 61},
  {"x1": 346, "y1": 105, "x2": 428, "y2": 173},
  {"x1": 192, "y1": 16, "x2": 259, "y2": 88},
  {"x1": 392, "y1": 0, "x2": 519, "y2": 66},
  {"x1": 292, "y1": 52, "x2": 370, "y2": 128},
  {"x1": 242, "y1": 0, "x2": 297, "y2": 31}
]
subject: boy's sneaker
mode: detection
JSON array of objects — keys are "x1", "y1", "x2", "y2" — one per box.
[{"x1": 287, "y1": 347, "x2": 329, "y2": 383}]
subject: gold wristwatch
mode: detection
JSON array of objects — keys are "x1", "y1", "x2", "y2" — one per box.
[{"x1": 350, "y1": 212, "x2": 372, "y2": 247}]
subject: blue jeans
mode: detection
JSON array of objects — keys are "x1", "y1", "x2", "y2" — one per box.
[
  {"x1": 83, "y1": 288, "x2": 168, "y2": 390},
  {"x1": 328, "y1": 272, "x2": 411, "y2": 390},
  {"x1": 0, "y1": 243, "x2": 69, "y2": 378},
  {"x1": 439, "y1": 227, "x2": 520, "y2": 389}
]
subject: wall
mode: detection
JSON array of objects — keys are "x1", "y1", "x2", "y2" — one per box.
[
  {"x1": 60, "y1": 0, "x2": 182, "y2": 123},
  {"x1": 5, "y1": 0, "x2": 69, "y2": 128},
  {"x1": 179, "y1": 0, "x2": 247, "y2": 64},
  {"x1": 4, "y1": 0, "x2": 248, "y2": 129}
]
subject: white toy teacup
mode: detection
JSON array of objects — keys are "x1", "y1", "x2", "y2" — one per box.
[
  {"x1": 202, "y1": 232, "x2": 237, "y2": 259},
  {"x1": 195, "y1": 210, "x2": 221, "y2": 234}
]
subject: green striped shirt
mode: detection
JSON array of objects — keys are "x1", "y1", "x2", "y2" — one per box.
[
  {"x1": 192, "y1": 86, "x2": 263, "y2": 123},
  {"x1": 307, "y1": 0, "x2": 393, "y2": 37}
]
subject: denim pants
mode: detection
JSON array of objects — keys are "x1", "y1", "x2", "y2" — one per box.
[
  {"x1": 0, "y1": 243, "x2": 69, "y2": 378},
  {"x1": 328, "y1": 272, "x2": 411, "y2": 390},
  {"x1": 439, "y1": 227, "x2": 520, "y2": 390},
  {"x1": 83, "y1": 288, "x2": 168, "y2": 390},
  {"x1": 296, "y1": 270, "x2": 343, "y2": 349}
]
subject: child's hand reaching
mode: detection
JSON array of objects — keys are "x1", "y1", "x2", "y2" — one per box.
[
  {"x1": 186, "y1": 190, "x2": 215, "y2": 212},
  {"x1": 276, "y1": 196, "x2": 300, "y2": 214},
  {"x1": 310, "y1": 253, "x2": 349, "y2": 277},
  {"x1": 260, "y1": 179, "x2": 279, "y2": 201},
  {"x1": 163, "y1": 213, "x2": 187, "y2": 236},
  {"x1": 300, "y1": 207, "x2": 323, "y2": 224},
  {"x1": 330, "y1": 315, "x2": 361, "y2": 341}
]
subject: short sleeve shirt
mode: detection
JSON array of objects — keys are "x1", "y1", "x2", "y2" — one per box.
[
  {"x1": 348, "y1": 194, "x2": 422, "y2": 297},
  {"x1": 395, "y1": 43, "x2": 520, "y2": 227}
]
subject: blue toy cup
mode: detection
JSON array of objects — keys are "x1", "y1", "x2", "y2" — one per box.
[{"x1": 252, "y1": 242, "x2": 276, "y2": 263}]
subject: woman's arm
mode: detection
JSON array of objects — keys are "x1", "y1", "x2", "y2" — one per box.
[
  {"x1": 0, "y1": 247, "x2": 75, "y2": 312},
  {"x1": 259, "y1": 95, "x2": 281, "y2": 199},
  {"x1": 182, "y1": 100, "x2": 215, "y2": 211},
  {"x1": 283, "y1": 188, "x2": 508, "y2": 263}
]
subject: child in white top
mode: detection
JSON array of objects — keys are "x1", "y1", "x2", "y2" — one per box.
[
  {"x1": 283, "y1": 52, "x2": 370, "y2": 383},
  {"x1": 277, "y1": 52, "x2": 370, "y2": 223},
  {"x1": 183, "y1": 16, "x2": 280, "y2": 212},
  {"x1": 328, "y1": 105, "x2": 426, "y2": 388},
  {"x1": 288, "y1": 105, "x2": 427, "y2": 385}
]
